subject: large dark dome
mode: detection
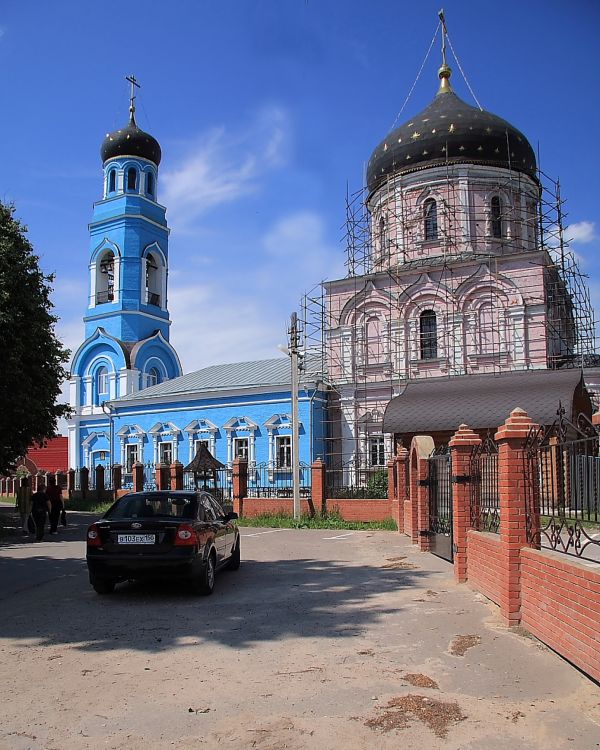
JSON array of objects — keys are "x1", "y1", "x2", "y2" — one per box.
[
  {"x1": 366, "y1": 74, "x2": 536, "y2": 195},
  {"x1": 101, "y1": 114, "x2": 161, "y2": 166}
]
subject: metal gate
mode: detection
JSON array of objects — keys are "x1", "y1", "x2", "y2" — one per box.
[{"x1": 428, "y1": 446, "x2": 453, "y2": 562}]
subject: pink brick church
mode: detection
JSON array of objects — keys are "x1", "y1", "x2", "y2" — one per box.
[{"x1": 318, "y1": 51, "x2": 598, "y2": 468}]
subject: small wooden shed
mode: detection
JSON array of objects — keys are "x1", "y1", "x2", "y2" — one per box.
[{"x1": 184, "y1": 443, "x2": 226, "y2": 492}]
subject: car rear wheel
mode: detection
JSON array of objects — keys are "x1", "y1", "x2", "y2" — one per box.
[
  {"x1": 226, "y1": 537, "x2": 240, "y2": 571},
  {"x1": 192, "y1": 551, "x2": 216, "y2": 595},
  {"x1": 91, "y1": 577, "x2": 116, "y2": 595}
]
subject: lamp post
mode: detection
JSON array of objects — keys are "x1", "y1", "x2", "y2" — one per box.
[{"x1": 279, "y1": 313, "x2": 303, "y2": 520}]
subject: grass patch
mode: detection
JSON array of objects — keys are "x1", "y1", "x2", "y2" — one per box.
[
  {"x1": 240, "y1": 510, "x2": 397, "y2": 531},
  {"x1": 66, "y1": 496, "x2": 113, "y2": 514}
]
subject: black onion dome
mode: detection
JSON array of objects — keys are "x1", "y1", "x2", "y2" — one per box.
[
  {"x1": 367, "y1": 84, "x2": 536, "y2": 195},
  {"x1": 101, "y1": 114, "x2": 161, "y2": 166}
]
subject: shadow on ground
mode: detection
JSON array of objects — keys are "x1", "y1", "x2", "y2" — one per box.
[{"x1": 0, "y1": 545, "x2": 433, "y2": 655}]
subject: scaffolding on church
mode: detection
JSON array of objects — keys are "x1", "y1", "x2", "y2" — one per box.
[
  {"x1": 298, "y1": 164, "x2": 598, "y2": 476},
  {"x1": 296, "y1": 13, "x2": 597, "y2": 480}
]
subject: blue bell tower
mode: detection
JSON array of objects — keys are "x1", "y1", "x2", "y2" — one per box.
[{"x1": 69, "y1": 76, "x2": 182, "y2": 453}]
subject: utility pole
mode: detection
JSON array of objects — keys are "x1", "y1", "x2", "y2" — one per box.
[{"x1": 288, "y1": 312, "x2": 301, "y2": 520}]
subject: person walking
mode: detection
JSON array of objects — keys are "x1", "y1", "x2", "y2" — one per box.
[
  {"x1": 30, "y1": 484, "x2": 50, "y2": 542},
  {"x1": 15, "y1": 476, "x2": 32, "y2": 536},
  {"x1": 46, "y1": 476, "x2": 63, "y2": 535}
]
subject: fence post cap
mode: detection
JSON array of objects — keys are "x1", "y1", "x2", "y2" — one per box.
[
  {"x1": 495, "y1": 407, "x2": 538, "y2": 441},
  {"x1": 449, "y1": 423, "x2": 481, "y2": 447}
]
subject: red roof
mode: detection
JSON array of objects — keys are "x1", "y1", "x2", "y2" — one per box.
[{"x1": 26, "y1": 437, "x2": 68, "y2": 473}]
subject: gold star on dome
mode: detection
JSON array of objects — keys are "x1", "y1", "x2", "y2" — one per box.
[
  {"x1": 494, "y1": 147, "x2": 500, "y2": 153},
  {"x1": 422, "y1": 150, "x2": 429, "y2": 155},
  {"x1": 397, "y1": 137, "x2": 402, "y2": 143},
  {"x1": 441, "y1": 146, "x2": 446, "y2": 152},
  {"x1": 449, "y1": 123, "x2": 455, "y2": 133},
  {"x1": 485, "y1": 127, "x2": 492, "y2": 134},
  {"x1": 407, "y1": 122, "x2": 414, "y2": 127},
  {"x1": 384, "y1": 143, "x2": 388, "y2": 151},
  {"x1": 431, "y1": 128, "x2": 436, "y2": 134},
  {"x1": 477, "y1": 145, "x2": 484, "y2": 151},
  {"x1": 411, "y1": 131, "x2": 421, "y2": 140},
  {"x1": 422, "y1": 118, "x2": 429, "y2": 123},
  {"x1": 459, "y1": 145, "x2": 465, "y2": 151}
]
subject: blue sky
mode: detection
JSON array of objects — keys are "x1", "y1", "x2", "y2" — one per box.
[{"x1": 1, "y1": 0, "x2": 599, "y2": 409}]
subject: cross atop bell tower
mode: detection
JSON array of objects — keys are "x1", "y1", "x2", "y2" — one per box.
[{"x1": 125, "y1": 74, "x2": 140, "y2": 119}]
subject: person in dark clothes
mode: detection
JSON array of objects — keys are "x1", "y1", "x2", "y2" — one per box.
[
  {"x1": 30, "y1": 485, "x2": 51, "y2": 542},
  {"x1": 46, "y1": 476, "x2": 63, "y2": 534}
]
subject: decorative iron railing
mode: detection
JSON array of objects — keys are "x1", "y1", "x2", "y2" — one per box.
[
  {"x1": 428, "y1": 445, "x2": 452, "y2": 537},
  {"x1": 95, "y1": 290, "x2": 114, "y2": 304},
  {"x1": 325, "y1": 462, "x2": 388, "y2": 499},
  {"x1": 470, "y1": 435, "x2": 500, "y2": 533},
  {"x1": 525, "y1": 405, "x2": 600, "y2": 562},
  {"x1": 246, "y1": 462, "x2": 311, "y2": 498}
]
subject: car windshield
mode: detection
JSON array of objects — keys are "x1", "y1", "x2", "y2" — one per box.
[{"x1": 106, "y1": 494, "x2": 197, "y2": 520}]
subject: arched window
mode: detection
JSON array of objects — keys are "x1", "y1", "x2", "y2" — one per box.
[
  {"x1": 127, "y1": 167, "x2": 137, "y2": 191},
  {"x1": 108, "y1": 170, "x2": 116, "y2": 193},
  {"x1": 97, "y1": 366, "x2": 109, "y2": 397},
  {"x1": 491, "y1": 196, "x2": 503, "y2": 238},
  {"x1": 478, "y1": 302, "x2": 499, "y2": 354},
  {"x1": 378, "y1": 216, "x2": 388, "y2": 254},
  {"x1": 423, "y1": 198, "x2": 438, "y2": 241},
  {"x1": 420, "y1": 309, "x2": 438, "y2": 360},
  {"x1": 147, "y1": 367, "x2": 161, "y2": 387},
  {"x1": 97, "y1": 250, "x2": 114, "y2": 304},
  {"x1": 146, "y1": 172, "x2": 154, "y2": 197},
  {"x1": 145, "y1": 253, "x2": 160, "y2": 306}
]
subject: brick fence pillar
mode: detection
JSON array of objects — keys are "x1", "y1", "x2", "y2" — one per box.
[
  {"x1": 95, "y1": 465, "x2": 105, "y2": 498},
  {"x1": 170, "y1": 461, "x2": 183, "y2": 490},
  {"x1": 449, "y1": 424, "x2": 481, "y2": 583},
  {"x1": 416, "y1": 455, "x2": 431, "y2": 552},
  {"x1": 495, "y1": 407, "x2": 539, "y2": 627},
  {"x1": 155, "y1": 463, "x2": 169, "y2": 490},
  {"x1": 67, "y1": 469, "x2": 75, "y2": 498},
  {"x1": 133, "y1": 462, "x2": 144, "y2": 492},
  {"x1": 311, "y1": 458, "x2": 326, "y2": 514},
  {"x1": 112, "y1": 464, "x2": 122, "y2": 492},
  {"x1": 232, "y1": 458, "x2": 248, "y2": 517},
  {"x1": 79, "y1": 467, "x2": 89, "y2": 497},
  {"x1": 393, "y1": 446, "x2": 409, "y2": 534}
]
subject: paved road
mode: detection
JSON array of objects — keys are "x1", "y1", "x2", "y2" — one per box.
[{"x1": 0, "y1": 504, "x2": 598, "y2": 750}]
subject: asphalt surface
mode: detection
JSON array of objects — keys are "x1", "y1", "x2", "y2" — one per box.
[{"x1": 0, "y1": 503, "x2": 599, "y2": 750}]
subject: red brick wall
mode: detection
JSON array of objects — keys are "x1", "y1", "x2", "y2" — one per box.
[
  {"x1": 467, "y1": 530, "x2": 503, "y2": 606},
  {"x1": 520, "y1": 548, "x2": 600, "y2": 683},
  {"x1": 240, "y1": 497, "x2": 392, "y2": 522}
]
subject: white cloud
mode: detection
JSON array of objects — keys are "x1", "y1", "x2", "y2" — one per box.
[
  {"x1": 161, "y1": 106, "x2": 289, "y2": 232},
  {"x1": 168, "y1": 211, "x2": 344, "y2": 374},
  {"x1": 260, "y1": 211, "x2": 345, "y2": 290},
  {"x1": 168, "y1": 283, "x2": 286, "y2": 373},
  {"x1": 567, "y1": 221, "x2": 597, "y2": 244}
]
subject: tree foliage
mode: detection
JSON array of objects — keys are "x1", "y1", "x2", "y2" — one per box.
[{"x1": 0, "y1": 202, "x2": 71, "y2": 473}]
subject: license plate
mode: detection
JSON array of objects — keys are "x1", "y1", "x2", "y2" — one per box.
[{"x1": 117, "y1": 534, "x2": 155, "y2": 545}]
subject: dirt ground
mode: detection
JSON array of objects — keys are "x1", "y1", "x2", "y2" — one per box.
[{"x1": 0, "y1": 509, "x2": 599, "y2": 750}]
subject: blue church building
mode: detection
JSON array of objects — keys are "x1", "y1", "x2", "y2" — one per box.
[{"x1": 68, "y1": 87, "x2": 326, "y2": 485}]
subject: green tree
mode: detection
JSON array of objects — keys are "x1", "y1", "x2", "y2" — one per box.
[{"x1": 0, "y1": 202, "x2": 70, "y2": 474}]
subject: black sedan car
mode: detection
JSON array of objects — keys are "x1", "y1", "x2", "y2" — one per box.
[{"x1": 86, "y1": 490, "x2": 240, "y2": 595}]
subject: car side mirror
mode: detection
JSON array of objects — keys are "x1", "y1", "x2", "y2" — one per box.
[{"x1": 224, "y1": 511, "x2": 238, "y2": 522}]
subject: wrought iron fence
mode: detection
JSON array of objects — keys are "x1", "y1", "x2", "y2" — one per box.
[
  {"x1": 470, "y1": 435, "x2": 500, "y2": 533},
  {"x1": 525, "y1": 407, "x2": 600, "y2": 562},
  {"x1": 325, "y1": 463, "x2": 388, "y2": 499},
  {"x1": 143, "y1": 461, "x2": 157, "y2": 491},
  {"x1": 428, "y1": 445, "x2": 453, "y2": 536},
  {"x1": 183, "y1": 467, "x2": 232, "y2": 502},
  {"x1": 246, "y1": 462, "x2": 311, "y2": 498}
]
